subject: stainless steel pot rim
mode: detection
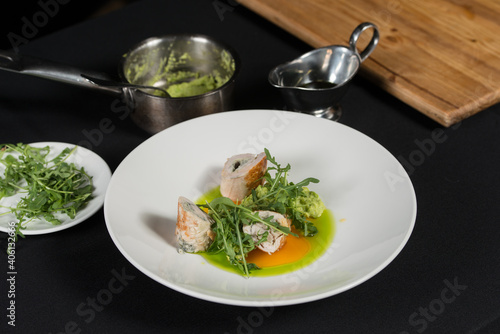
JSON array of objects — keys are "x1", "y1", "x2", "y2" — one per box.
[{"x1": 118, "y1": 33, "x2": 241, "y2": 100}]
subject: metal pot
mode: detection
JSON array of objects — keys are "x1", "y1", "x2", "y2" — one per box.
[{"x1": 0, "y1": 34, "x2": 240, "y2": 134}]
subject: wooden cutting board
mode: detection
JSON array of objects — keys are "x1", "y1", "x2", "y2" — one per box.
[{"x1": 238, "y1": 0, "x2": 500, "y2": 126}]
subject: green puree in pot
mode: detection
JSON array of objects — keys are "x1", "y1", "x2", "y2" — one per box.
[
  {"x1": 165, "y1": 72, "x2": 225, "y2": 98},
  {"x1": 125, "y1": 50, "x2": 234, "y2": 98}
]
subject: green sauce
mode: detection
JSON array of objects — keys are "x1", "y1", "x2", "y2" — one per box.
[
  {"x1": 196, "y1": 187, "x2": 335, "y2": 277},
  {"x1": 166, "y1": 74, "x2": 222, "y2": 98},
  {"x1": 125, "y1": 50, "x2": 235, "y2": 98}
]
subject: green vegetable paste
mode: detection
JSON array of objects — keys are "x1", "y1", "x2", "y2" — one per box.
[{"x1": 125, "y1": 49, "x2": 235, "y2": 98}]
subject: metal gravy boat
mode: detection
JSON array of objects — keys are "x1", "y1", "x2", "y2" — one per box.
[{"x1": 269, "y1": 22, "x2": 379, "y2": 121}]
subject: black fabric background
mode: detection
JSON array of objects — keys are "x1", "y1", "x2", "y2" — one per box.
[{"x1": 1, "y1": 1, "x2": 499, "y2": 333}]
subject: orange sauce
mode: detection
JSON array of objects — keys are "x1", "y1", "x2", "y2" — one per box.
[
  {"x1": 197, "y1": 186, "x2": 335, "y2": 277},
  {"x1": 246, "y1": 227, "x2": 311, "y2": 268}
]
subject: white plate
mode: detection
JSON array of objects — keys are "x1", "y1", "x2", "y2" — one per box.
[
  {"x1": 0, "y1": 142, "x2": 112, "y2": 235},
  {"x1": 104, "y1": 110, "x2": 417, "y2": 306}
]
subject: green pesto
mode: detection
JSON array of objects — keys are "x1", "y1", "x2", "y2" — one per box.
[
  {"x1": 125, "y1": 50, "x2": 235, "y2": 98},
  {"x1": 166, "y1": 74, "x2": 222, "y2": 98},
  {"x1": 241, "y1": 185, "x2": 326, "y2": 219}
]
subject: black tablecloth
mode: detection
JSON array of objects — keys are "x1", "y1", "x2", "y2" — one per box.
[{"x1": 1, "y1": 1, "x2": 499, "y2": 333}]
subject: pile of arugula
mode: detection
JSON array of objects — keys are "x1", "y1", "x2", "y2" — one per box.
[
  {"x1": 200, "y1": 148, "x2": 320, "y2": 277},
  {"x1": 0, "y1": 143, "x2": 94, "y2": 253}
]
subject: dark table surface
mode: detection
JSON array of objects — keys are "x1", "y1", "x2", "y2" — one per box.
[{"x1": 1, "y1": 1, "x2": 499, "y2": 333}]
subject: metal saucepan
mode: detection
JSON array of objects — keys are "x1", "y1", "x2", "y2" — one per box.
[{"x1": 0, "y1": 34, "x2": 240, "y2": 134}]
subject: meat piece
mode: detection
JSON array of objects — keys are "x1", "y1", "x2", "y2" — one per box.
[
  {"x1": 176, "y1": 196, "x2": 215, "y2": 253},
  {"x1": 220, "y1": 152, "x2": 267, "y2": 202},
  {"x1": 243, "y1": 210, "x2": 292, "y2": 254}
]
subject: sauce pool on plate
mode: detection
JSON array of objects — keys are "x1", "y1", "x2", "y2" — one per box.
[{"x1": 197, "y1": 187, "x2": 335, "y2": 277}]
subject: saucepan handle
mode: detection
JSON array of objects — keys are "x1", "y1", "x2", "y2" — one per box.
[
  {"x1": 0, "y1": 49, "x2": 122, "y2": 96},
  {"x1": 349, "y1": 22, "x2": 380, "y2": 62}
]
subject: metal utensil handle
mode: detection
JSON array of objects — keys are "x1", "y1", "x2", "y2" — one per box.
[
  {"x1": 81, "y1": 74, "x2": 170, "y2": 97},
  {"x1": 0, "y1": 49, "x2": 122, "y2": 96},
  {"x1": 349, "y1": 22, "x2": 380, "y2": 62}
]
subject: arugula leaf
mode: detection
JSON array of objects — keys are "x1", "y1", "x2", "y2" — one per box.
[
  {"x1": 242, "y1": 148, "x2": 320, "y2": 236},
  {"x1": 200, "y1": 196, "x2": 296, "y2": 277},
  {"x1": 0, "y1": 143, "x2": 94, "y2": 254}
]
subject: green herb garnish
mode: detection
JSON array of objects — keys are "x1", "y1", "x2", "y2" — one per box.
[
  {"x1": 200, "y1": 148, "x2": 322, "y2": 277},
  {"x1": 0, "y1": 143, "x2": 94, "y2": 253},
  {"x1": 201, "y1": 197, "x2": 296, "y2": 277},
  {"x1": 242, "y1": 148, "x2": 320, "y2": 236}
]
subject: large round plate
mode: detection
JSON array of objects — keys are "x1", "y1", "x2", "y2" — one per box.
[
  {"x1": 0, "y1": 142, "x2": 112, "y2": 235},
  {"x1": 104, "y1": 109, "x2": 417, "y2": 306}
]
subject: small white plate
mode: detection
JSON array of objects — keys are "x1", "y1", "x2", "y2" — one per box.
[
  {"x1": 0, "y1": 142, "x2": 112, "y2": 235},
  {"x1": 104, "y1": 110, "x2": 417, "y2": 306}
]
